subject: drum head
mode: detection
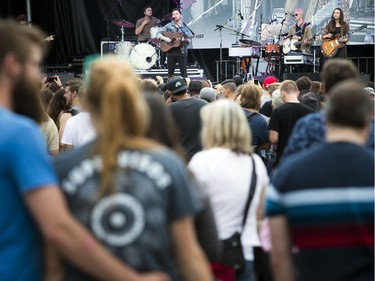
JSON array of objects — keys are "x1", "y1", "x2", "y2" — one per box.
[{"x1": 130, "y1": 43, "x2": 157, "y2": 70}]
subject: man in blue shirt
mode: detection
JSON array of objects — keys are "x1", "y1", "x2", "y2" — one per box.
[
  {"x1": 157, "y1": 9, "x2": 193, "y2": 78},
  {"x1": 0, "y1": 20, "x2": 168, "y2": 281},
  {"x1": 282, "y1": 59, "x2": 374, "y2": 163}
]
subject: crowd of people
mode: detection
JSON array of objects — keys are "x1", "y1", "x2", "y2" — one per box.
[{"x1": 0, "y1": 10, "x2": 374, "y2": 281}]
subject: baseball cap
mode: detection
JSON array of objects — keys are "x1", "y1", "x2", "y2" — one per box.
[
  {"x1": 262, "y1": 76, "x2": 278, "y2": 88},
  {"x1": 199, "y1": 87, "x2": 216, "y2": 102},
  {"x1": 166, "y1": 76, "x2": 187, "y2": 95},
  {"x1": 232, "y1": 75, "x2": 243, "y2": 86},
  {"x1": 221, "y1": 79, "x2": 236, "y2": 85}
]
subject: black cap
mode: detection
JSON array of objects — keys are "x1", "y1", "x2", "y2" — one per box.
[
  {"x1": 221, "y1": 79, "x2": 236, "y2": 85},
  {"x1": 166, "y1": 76, "x2": 187, "y2": 95}
]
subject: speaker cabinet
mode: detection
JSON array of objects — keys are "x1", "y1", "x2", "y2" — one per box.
[{"x1": 283, "y1": 72, "x2": 321, "y2": 82}]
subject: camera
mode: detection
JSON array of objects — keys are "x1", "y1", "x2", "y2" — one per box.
[{"x1": 46, "y1": 76, "x2": 56, "y2": 83}]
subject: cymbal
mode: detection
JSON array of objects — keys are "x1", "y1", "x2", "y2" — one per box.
[
  {"x1": 239, "y1": 39, "x2": 261, "y2": 46},
  {"x1": 163, "y1": 13, "x2": 172, "y2": 21},
  {"x1": 112, "y1": 19, "x2": 135, "y2": 28}
]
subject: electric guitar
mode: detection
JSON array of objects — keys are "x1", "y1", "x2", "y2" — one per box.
[
  {"x1": 282, "y1": 38, "x2": 300, "y2": 54},
  {"x1": 159, "y1": 32, "x2": 204, "y2": 53},
  {"x1": 321, "y1": 24, "x2": 367, "y2": 58}
]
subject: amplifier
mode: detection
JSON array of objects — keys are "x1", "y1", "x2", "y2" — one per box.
[
  {"x1": 229, "y1": 47, "x2": 252, "y2": 57},
  {"x1": 100, "y1": 41, "x2": 118, "y2": 57},
  {"x1": 284, "y1": 53, "x2": 318, "y2": 65}
]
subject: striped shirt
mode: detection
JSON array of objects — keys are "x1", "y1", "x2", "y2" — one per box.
[{"x1": 266, "y1": 142, "x2": 374, "y2": 281}]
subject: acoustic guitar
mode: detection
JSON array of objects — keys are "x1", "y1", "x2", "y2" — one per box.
[
  {"x1": 321, "y1": 24, "x2": 367, "y2": 58},
  {"x1": 159, "y1": 32, "x2": 204, "y2": 52}
]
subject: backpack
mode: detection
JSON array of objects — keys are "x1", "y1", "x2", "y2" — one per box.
[{"x1": 65, "y1": 108, "x2": 79, "y2": 117}]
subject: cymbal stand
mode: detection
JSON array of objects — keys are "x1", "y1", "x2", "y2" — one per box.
[
  {"x1": 103, "y1": 0, "x2": 121, "y2": 40},
  {"x1": 155, "y1": 44, "x2": 161, "y2": 68},
  {"x1": 311, "y1": 31, "x2": 323, "y2": 73},
  {"x1": 120, "y1": 26, "x2": 125, "y2": 42}
]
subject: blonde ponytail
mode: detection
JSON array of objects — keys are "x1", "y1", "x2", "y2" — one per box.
[{"x1": 86, "y1": 57, "x2": 156, "y2": 196}]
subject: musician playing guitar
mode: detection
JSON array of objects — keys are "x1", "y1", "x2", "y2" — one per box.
[
  {"x1": 321, "y1": 8, "x2": 349, "y2": 59},
  {"x1": 156, "y1": 9, "x2": 193, "y2": 78},
  {"x1": 287, "y1": 8, "x2": 312, "y2": 54}
]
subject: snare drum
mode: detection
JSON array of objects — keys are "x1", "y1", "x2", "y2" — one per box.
[
  {"x1": 150, "y1": 26, "x2": 161, "y2": 39},
  {"x1": 116, "y1": 41, "x2": 133, "y2": 60},
  {"x1": 265, "y1": 43, "x2": 280, "y2": 53},
  {"x1": 130, "y1": 43, "x2": 157, "y2": 70}
]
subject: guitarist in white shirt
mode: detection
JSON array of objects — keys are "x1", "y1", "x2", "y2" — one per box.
[
  {"x1": 287, "y1": 8, "x2": 312, "y2": 54},
  {"x1": 321, "y1": 8, "x2": 349, "y2": 59},
  {"x1": 157, "y1": 9, "x2": 193, "y2": 78}
]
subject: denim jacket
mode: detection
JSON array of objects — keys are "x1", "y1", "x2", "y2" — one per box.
[{"x1": 156, "y1": 22, "x2": 193, "y2": 54}]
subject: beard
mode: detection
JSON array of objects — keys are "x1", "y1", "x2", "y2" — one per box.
[{"x1": 12, "y1": 71, "x2": 45, "y2": 124}]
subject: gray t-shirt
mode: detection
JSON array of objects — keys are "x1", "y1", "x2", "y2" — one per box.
[
  {"x1": 54, "y1": 141, "x2": 201, "y2": 281},
  {"x1": 136, "y1": 16, "x2": 158, "y2": 42}
]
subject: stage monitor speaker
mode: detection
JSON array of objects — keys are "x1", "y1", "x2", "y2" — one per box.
[{"x1": 283, "y1": 72, "x2": 321, "y2": 82}]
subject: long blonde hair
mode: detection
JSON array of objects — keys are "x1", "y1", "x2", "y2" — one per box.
[
  {"x1": 200, "y1": 99, "x2": 252, "y2": 154},
  {"x1": 86, "y1": 56, "x2": 156, "y2": 195}
]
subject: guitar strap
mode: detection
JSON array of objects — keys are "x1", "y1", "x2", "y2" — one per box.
[{"x1": 301, "y1": 22, "x2": 308, "y2": 39}]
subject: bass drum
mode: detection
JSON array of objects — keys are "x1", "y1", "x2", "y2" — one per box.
[{"x1": 130, "y1": 43, "x2": 157, "y2": 70}]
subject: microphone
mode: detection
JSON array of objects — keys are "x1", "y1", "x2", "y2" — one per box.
[
  {"x1": 237, "y1": 10, "x2": 243, "y2": 20},
  {"x1": 269, "y1": 19, "x2": 277, "y2": 24},
  {"x1": 172, "y1": 16, "x2": 175, "y2": 20},
  {"x1": 214, "y1": 25, "x2": 224, "y2": 31}
]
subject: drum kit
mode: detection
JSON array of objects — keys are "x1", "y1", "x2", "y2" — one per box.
[{"x1": 111, "y1": 19, "x2": 162, "y2": 70}]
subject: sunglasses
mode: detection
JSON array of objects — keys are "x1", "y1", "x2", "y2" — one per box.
[{"x1": 294, "y1": 13, "x2": 299, "y2": 16}]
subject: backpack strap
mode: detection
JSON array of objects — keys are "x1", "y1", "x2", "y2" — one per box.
[{"x1": 65, "y1": 108, "x2": 79, "y2": 116}]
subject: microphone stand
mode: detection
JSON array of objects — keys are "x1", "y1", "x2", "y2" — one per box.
[
  {"x1": 214, "y1": 25, "x2": 224, "y2": 81},
  {"x1": 276, "y1": 16, "x2": 287, "y2": 78},
  {"x1": 103, "y1": 0, "x2": 121, "y2": 40}
]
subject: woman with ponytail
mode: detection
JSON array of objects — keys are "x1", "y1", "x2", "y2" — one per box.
[{"x1": 53, "y1": 57, "x2": 212, "y2": 281}]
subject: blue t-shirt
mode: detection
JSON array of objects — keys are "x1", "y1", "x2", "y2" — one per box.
[
  {"x1": 282, "y1": 112, "x2": 375, "y2": 162},
  {"x1": 243, "y1": 109, "x2": 269, "y2": 147},
  {"x1": 0, "y1": 108, "x2": 57, "y2": 281}
]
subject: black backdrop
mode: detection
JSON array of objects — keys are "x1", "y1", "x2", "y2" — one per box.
[{"x1": 0, "y1": 0, "x2": 177, "y2": 64}]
